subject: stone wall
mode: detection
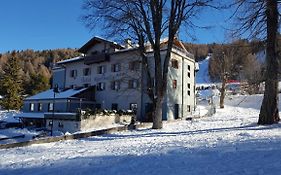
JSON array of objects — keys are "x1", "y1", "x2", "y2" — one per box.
[{"x1": 46, "y1": 114, "x2": 132, "y2": 133}]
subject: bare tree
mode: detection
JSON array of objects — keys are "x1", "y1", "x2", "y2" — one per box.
[
  {"x1": 231, "y1": 0, "x2": 280, "y2": 124},
  {"x1": 243, "y1": 53, "x2": 264, "y2": 94},
  {"x1": 211, "y1": 46, "x2": 236, "y2": 108},
  {"x1": 82, "y1": 0, "x2": 212, "y2": 129}
]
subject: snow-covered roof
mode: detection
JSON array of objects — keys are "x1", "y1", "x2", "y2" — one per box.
[
  {"x1": 57, "y1": 56, "x2": 83, "y2": 64},
  {"x1": 44, "y1": 112, "x2": 77, "y2": 116},
  {"x1": 25, "y1": 88, "x2": 88, "y2": 101},
  {"x1": 14, "y1": 112, "x2": 45, "y2": 119},
  {"x1": 78, "y1": 36, "x2": 124, "y2": 54}
]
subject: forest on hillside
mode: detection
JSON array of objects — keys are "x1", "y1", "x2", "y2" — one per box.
[
  {"x1": 0, "y1": 39, "x2": 265, "y2": 98},
  {"x1": 185, "y1": 39, "x2": 265, "y2": 83},
  {"x1": 0, "y1": 49, "x2": 80, "y2": 97}
]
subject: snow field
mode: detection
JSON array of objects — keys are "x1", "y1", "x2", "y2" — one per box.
[{"x1": 1, "y1": 94, "x2": 281, "y2": 175}]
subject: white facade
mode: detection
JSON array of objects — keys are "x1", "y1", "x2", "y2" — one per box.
[{"x1": 54, "y1": 37, "x2": 196, "y2": 121}]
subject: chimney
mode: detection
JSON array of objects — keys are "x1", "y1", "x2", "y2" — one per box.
[{"x1": 124, "y1": 38, "x2": 132, "y2": 49}]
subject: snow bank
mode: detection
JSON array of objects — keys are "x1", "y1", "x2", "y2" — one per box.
[
  {"x1": 0, "y1": 111, "x2": 19, "y2": 123},
  {"x1": 0, "y1": 128, "x2": 39, "y2": 144}
]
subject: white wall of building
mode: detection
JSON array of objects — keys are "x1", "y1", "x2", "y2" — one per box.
[{"x1": 55, "y1": 40, "x2": 196, "y2": 121}]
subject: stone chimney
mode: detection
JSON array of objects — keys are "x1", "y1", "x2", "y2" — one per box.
[{"x1": 124, "y1": 38, "x2": 132, "y2": 49}]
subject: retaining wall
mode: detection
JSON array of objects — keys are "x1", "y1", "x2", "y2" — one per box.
[{"x1": 0, "y1": 125, "x2": 128, "y2": 149}]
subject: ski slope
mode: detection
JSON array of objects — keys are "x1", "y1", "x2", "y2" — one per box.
[
  {"x1": 1, "y1": 94, "x2": 281, "y2": 175},
  {"x1": 196, "y1": 56, "x2": 211, "y2": 84}
]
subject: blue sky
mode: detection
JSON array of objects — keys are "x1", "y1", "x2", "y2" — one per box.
[{"x1": 0, "y1": 0, "x2": 230, "y2": 54}]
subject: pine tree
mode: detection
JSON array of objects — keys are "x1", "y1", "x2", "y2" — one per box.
[
  {"x1": 28, "y1": 73, "x2": 50, "y2": 95},
  {"x1": 0, "y1": 54, "x2": 23, "y2": 110}
]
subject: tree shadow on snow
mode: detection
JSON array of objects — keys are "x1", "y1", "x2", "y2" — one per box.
[
  {"x1": 82, "y1": 122, "x2": 281, "y2": 142},
  {"x1": 2, "y1": 137, "x2": 281, "y2": 175}
]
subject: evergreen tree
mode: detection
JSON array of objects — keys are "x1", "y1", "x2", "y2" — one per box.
[
  {"x1": 28, "y1": 73, "x2": 50, "y2": 95},
  {"x1": 0, "y1": 54, "x2": 23, "y2": 110}
]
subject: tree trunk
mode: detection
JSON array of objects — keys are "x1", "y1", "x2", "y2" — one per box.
[
  {"x1": 152, "y1": 97, "x2": 163, "y2": 129},
  {"x1": 258, "y1": 0, "x2": 280, "y2": 125},
  {"x1": 220, "y1": 74, "x2": 227, "y2": 108}
]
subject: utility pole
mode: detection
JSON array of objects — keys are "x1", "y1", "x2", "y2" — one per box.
[{"x1": 51, "y1": 84, "x2": 59, "y2": 136}]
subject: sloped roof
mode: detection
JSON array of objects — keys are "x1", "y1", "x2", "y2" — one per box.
[
  {"x1": 25, "y1": 88, "x2": 88, "y2": 100},
  {"x1": 14, "y1": 112, "x2": 45, "y2": 119},
  {"x1": 78, "y1": 36, "x2": 123, "y2": 54}
]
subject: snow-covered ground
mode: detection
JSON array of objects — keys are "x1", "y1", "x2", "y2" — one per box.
[
  {"x1": 1, "y1": 94, "x2": 281, "y2": 175},
  {"x1": 0, "y1": 110, "x2": 42, "y2": 144},
  {"x1": 0, "y1": 110, "x2": 20, "y2": 123}
]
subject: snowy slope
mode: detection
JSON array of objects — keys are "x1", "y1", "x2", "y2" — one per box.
[
  {"x1": 196, "y1": 56, "x2": 211, "y2": 84},
  {"x1": 1, "y1": 94, "x2": 281, "y2": 175}
]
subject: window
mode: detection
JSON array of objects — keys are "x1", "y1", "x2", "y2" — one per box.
[
  {"x1": 188, "y1": 65, "x2": 191, "y2": 71},
  {"x1": 130, "y1": 103, "x2": 138, "y2": 111},
  {"x1": 129, "y1": 61, "x2": 140, "y2": 71},
  {"x1": 58, "y1": 122, "x2": 64, "y2": 128},
  {"x1": 38, "y1": 103, "x2": 43, "y2": 111},
  {"x1": 97, "y1": 66, "x2": 106, "y2": 74},
  {"x1": 174, "y1": 104, "x2": 179, "y2": 119},
  {"x1": 171, "y1": 59, "x2": 179, "y2": 69},
  {"x1": 188, "y1": 72, "x2": 191, "y2": 78},
  {"x1": 188, "y1": 90, "x2": 191, "y2": 96},
  {"x1": 187, "y1": 105, "x2": 191, "y2": 112},
  {"x1": 111, "y1": 63, "x2": 121, "y2": 72},
  {"x1": 187, "y1": 83, "x2": 191, "y2": 89},
  {"x1": 48, "y1": 103, "x2": 54, "y2": 111},
  {"x1": 97, "y1": 82, "x2": 106, "y2": 91},
  {"x1": 128, "y1": 79, "x2": 139, "y2": 89},
  {"x1": 173, "y1": 80, "x2": 177, "y2": 89},
  {"x1": 30, "y1": 103, "x2": 35, "y2": 112},
  {"x1": 70, "y1": 70, "x2": 77, "y2": 78},
  {"x1": 111, "y1": 81, "x2": 120, "y2": 90},
  {"x1": 83, "y1": 68, "x2": 91, "y2": 76},
  {"x1": 112, "y1": 103, "x2": 118, "y2": 110}
]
